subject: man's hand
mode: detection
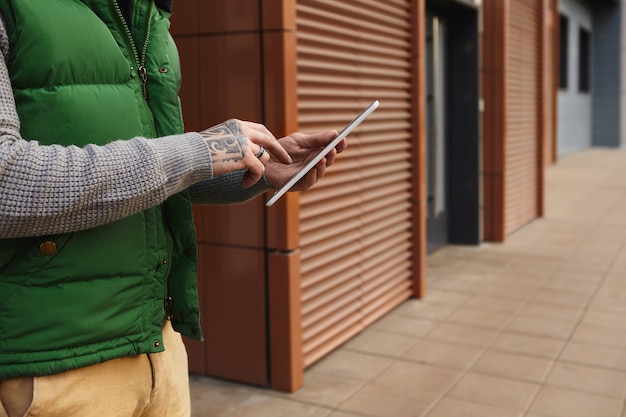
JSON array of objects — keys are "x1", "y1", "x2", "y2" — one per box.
[
  {"x1": 264, "y1": 129, "x2": 345, "y2": 191},
  {"x1": 199, "y1": 119, "x2": 291, "y2": 188}
]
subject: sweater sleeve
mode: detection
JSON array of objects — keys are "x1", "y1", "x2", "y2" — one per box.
[{"x1": 0, "y1": 17, "x2": 219, "y2": 239}]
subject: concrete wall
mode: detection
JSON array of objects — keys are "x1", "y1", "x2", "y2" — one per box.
[{"x1": 558, "y1": 0, "x2": 593, "y2": 156}]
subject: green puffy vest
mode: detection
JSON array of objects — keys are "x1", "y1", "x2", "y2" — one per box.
[{"x1": 0, "y1": 0, "x2": 202, "y2": 379}]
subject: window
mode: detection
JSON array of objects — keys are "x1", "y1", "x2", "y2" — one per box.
[
  {"x1": 578, "y1": 27, "x2": 591, "y2": 93},
  {"x1": 559, "y1": 14, "x2": 569, "y2": 89}
]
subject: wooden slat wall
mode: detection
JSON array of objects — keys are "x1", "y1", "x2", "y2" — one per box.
[
  {"x1": 544, "y1": 0, "x2": 558, "y2": 165},
  {"x1": 296, "y1": 0, "x2": 414, "y2": 367},
  {"x1": 505, "y1": 0, "x2": 542, "y2": 234}
]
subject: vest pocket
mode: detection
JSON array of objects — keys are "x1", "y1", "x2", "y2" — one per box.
[{"x1": 0, "y1": 234, "x2": 73, "y2": 305}]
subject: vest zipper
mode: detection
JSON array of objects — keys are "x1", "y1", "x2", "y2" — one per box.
[
  {"x1": 112, "y1": 1, "x2": 170, "y2": 320},
  {"x1": 112, "y1": 0, "x2": 157, "y2": 137}
]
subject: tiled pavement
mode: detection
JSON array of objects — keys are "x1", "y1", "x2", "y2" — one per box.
[{"x1": 190, "y1": 148, "x2": 626, "y2": 417}]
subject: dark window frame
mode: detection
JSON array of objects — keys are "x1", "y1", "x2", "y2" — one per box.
[
  {"x1": 578, "y1": 27, "x2": 591, "y2": 93},
  {"x1": 559, "y1": 14, "x2": 569, "y2": 90}
]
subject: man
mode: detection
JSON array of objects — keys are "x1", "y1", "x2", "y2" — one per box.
[{"x1": 0, "y1": 1, "x2": 343, "y2": 416}]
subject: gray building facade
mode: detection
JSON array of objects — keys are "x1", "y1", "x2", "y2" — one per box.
[{"x1": 558, "y1": 0, "x2": 623, "y2": 156}]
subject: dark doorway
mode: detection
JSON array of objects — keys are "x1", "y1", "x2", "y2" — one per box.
[{"x1": 425, "y1": 0, "x2": 480, "y2": 253}]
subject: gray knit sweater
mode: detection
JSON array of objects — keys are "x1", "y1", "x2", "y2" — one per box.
[{"x1": 0, "y1": 20, "x2": 271, "y2": 239}]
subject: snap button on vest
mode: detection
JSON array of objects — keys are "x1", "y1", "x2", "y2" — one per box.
[{"x1": 39, "y1": 240, "x2": 57, "y2": 256}]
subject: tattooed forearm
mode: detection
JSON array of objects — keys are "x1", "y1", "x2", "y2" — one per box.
[{"x1": 199, "y1": 119, "x2": 247, "y2": 164}]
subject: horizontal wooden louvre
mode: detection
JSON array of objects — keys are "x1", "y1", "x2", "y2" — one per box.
[
  {"x1": 296, "y1": 0, "x2": 414, "y2": 367},
  {"x1": 505, "y1": 0, "x2": 542, "y2": 235}
]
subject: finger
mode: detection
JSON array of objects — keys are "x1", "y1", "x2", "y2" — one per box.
[
  {"x1": 300, "y1": 158, "x2": 327, "y2": 190},
  {"x1": 242, "y1": 152, "x2": 266, "y2": 188},
  {"x1": 302, "y1": 130, "x2": 339, "y2": 148},
  {"x1": 334, "y1": 138, "x2": 347, "y2": 153},
  {"x1": 252, "y1": 144, "x2": 271, "y2": 165},
  {"x1": 324, "y1": 147, "x2": 338, "y2": 167},
  {"x1": 241, "y1": 121, "x2": 292, "y2": 164},
  {"x1": 257, "y1": 136, "x2": 291, "y2": 164}
]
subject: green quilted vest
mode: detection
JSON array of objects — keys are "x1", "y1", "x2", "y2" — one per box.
[{"x1": 0, "y1": 0, "x2": 202, "y2": 379}]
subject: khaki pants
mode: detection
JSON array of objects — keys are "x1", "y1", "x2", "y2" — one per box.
[{"x1": 0, "y1": 321, "x2": 190, "y2": 417}]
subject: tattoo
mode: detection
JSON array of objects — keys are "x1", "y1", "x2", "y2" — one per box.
[{"x1": 199, "y1": 120, "x2": 247, "y2": 163}]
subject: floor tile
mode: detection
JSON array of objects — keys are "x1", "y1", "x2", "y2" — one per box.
[
  {"x1": 560, "y1": 340, "x2": 626, "y2": 371},
  {"x1": 393, "y1": 300, "x2": 457, "y2": 322},
  {"x1": 190, "y1": 376, "x2": 261, "y2": 417},
  {"x1": 221, "y1": 395, "x2": 333, "y2": 417},
  {"x1": 401, "y1": 339, "x2": 482, "y2": 370},
  {"x1": 308, "y1": 350, "x2": 393, "y2": 381},
  {"x1": 505, "y1": 257, "x2": 560, "y2": 278},
  {"x1": 491, "y1": 332, "x2": 564, "y2": 359},
  {"x1": 544, "y1": 361, "x2": 626, "y2": 398},
  {"x1": 464, "y1": 295, "x2": 526, "y2": 315},
  {"x1": 429, "y1": 273, "x2": 492, "y2": 293},
  {"x1": 447, "y1": 372, "x2": 539, "y2": 412},
  {"x1": 342, "y1": 329, "x2": 417, "y2": 358},
  {"x1": 446, "y1": 307, "x2": 512, "y2": 330},
  {"x1": 425, "y1": 397, "x2": 521, "y2": 417},
  {"x1": 570, "y1": 323, "x2": 626, "y2": 349},
  {"x1": 581, "y1": 309, "x2": 626, "y2": 332},
  {"x1": 375, "y1": 361, "x2": 459, "y2": 395},
  {"x1": 542, "y1": 277, "x2": 599, "y2": 294},
  {"x1": 327, "y1": 412, "x2": 363, "y2": 417},
  {"x1": 550, "y1": 267, "x2": 605, "y2": 284},
  {"x1": 505, "y1": 315, "x2": 575, "y2": 340},
  {"x1": 369, "y1": 314, "x2": 436, "y2": 338},
  {"x1": 588, "y1": 294, "x2": 626, "y2": 315},
  {"x1": 478, "y1": 282, "x2": 537, "y2": 301},
  {"x1": 471, "y1": 350, "x2": 553, "y2": 383},
  {"x1": 520, "y1": 302, "x2": 583, "y2": 324},
  {"x1": 421, "y1": 288, "x2": 474, "y2": 307},
  {"x1": 529, "y1": 386, "x2": 622, "y2": 417},
  {"x1": 339, "y1": 382, "x2": 440, "y2": 417},
  {"x1": 287, "y1": 372, "x2": 365, "y2": 408},
  {"x1": 493, "y1": 272, "x2": 548, "y2": 289},
  {"x1": 530, "y1": 288, "x2": 591, "y2": 308},
  {"x1": 595, "y1": 285, "x2": 626, "y2": 302},
  {"x1": 427, "y1": 323, "x2": 499, "y2": 348}
]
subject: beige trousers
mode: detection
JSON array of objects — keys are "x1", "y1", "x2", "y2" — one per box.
[{"x1": 0, "y1": 321, "x2": 190, "y2": 417}]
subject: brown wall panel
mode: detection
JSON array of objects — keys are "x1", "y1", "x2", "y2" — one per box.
[
  {"x1": 196, "y1": 245, "x2": 267, "y2": 386},
  {"x1": 199, "y1": 34, "x2": 264, "y2": 125},
  {"x1": 175, "y1": 37, "x2": 201, "y2": 132},
  {"x1": 482, "y1": 0, "x2": 508, "y2": 241},
  {"x1": 268, "y1": 251, "x2": 303, "y2": 392},
  {"x1": 193, "y1": 203, "x2": 266, "y2": 248},
  {"x1": 170, "y1": 0, "x2": 199, "y2": 36},
  {"x1": 198, "y1": 1, "x2": 260, "y2": 33},
  {"x1": 411, "y1": 0, "x2": 426, "y2": 297},
  {"x1": 263, "y1": 0, "x2": 297, "y2": 31}
]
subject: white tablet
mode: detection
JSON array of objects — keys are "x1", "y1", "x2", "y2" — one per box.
[{"x1": 265, "y1": 100, "x2": 380, "y2": 207}]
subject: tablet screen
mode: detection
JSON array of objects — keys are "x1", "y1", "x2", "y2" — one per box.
[{"x1": 265, "y1": 100, "x2": 380, "y2": 207}]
